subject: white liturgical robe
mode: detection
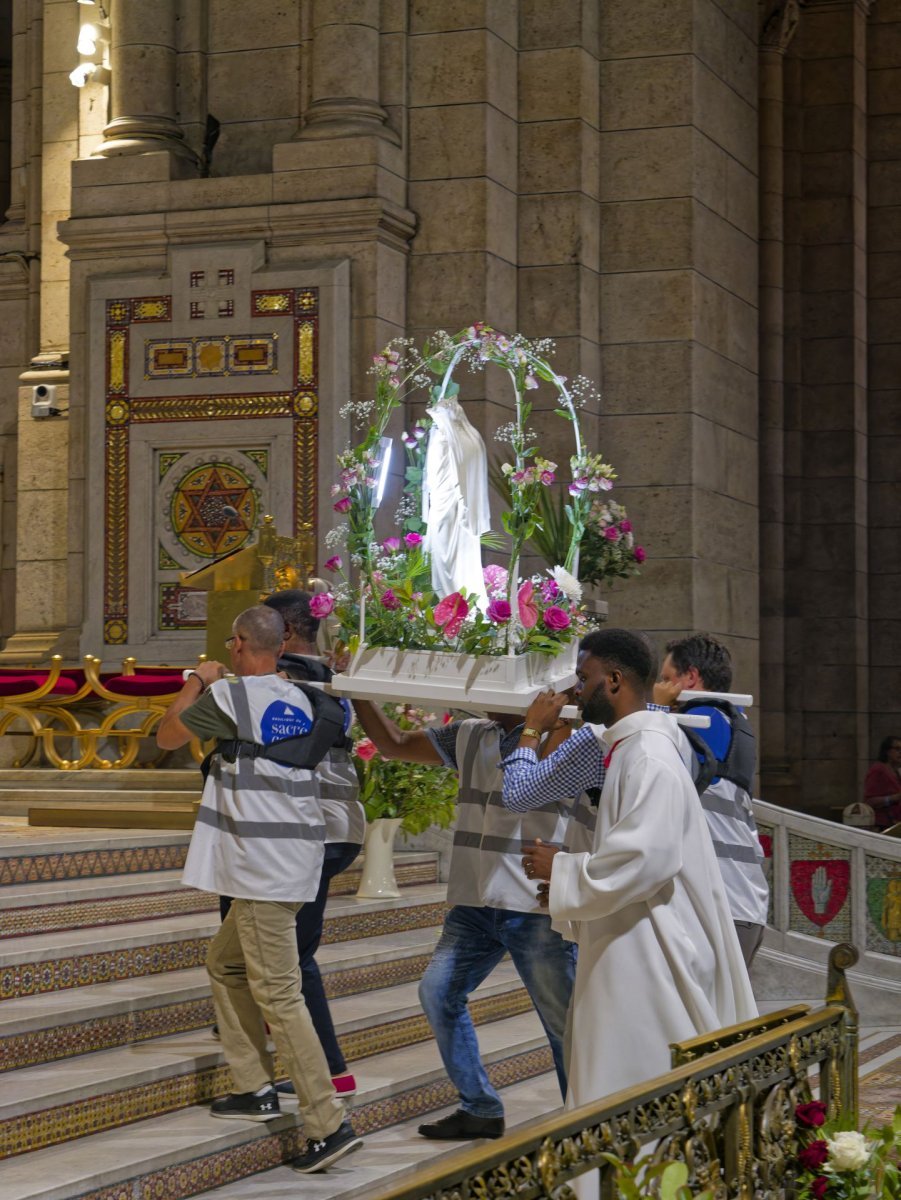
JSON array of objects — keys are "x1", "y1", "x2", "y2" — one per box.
[{"x1": 549, "y1": 708, "x2": 757, "y2": 1123}]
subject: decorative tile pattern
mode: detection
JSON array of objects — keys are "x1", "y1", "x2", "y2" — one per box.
[
  {"x1": 102, "y1": 287, "x2": 318, "y2": 643},
  {"x1": 38, "y1": 1045, "x2": 552, "y2": 1198},
  {"x1": 0, "y1": 889, "x2": 218, "y2": 940},
  {"x1": 132, "y1": 297, "x2": 171, "y2": 323},
  {"x1": 168, "y1": 461, "x2": 257, "y2": 560},
  {"x1": 859, "y1": 1060, "x2": 901, "y2": 1127},
  {"x1": 787, "y1": 833, "x2": 852, "y2": 942},
  {"x1": 0, "y1": 843, "x2": 188, "y2": 887},
  {"x1": 320, "y1": 901, "x2": 446, "y2": 947},
  {"x1": 865, "y1": 853, "x2": 901, "y2": 956}
]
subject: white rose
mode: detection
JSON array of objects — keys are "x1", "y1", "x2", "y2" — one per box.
[
  {"x1": 552, "y1": 565, "x2": 582, "y2": 603},
  {"x1": 826, "y1": 1131, "x2": 870, "y2": 1172}
]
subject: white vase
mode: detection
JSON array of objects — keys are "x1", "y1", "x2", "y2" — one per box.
[{"x1": 356, "y1": 817, "x2": 403, "y2": 899}]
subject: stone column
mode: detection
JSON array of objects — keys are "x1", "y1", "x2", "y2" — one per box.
[
  {"x1": 94, "y1": 0, "x2": 197, "y2": 164},
  {"x1": 297, "y1": 0, "x2": 398, "y2": 143},
  {"x1": 758, "y1": 2, "x2": 801, "y2": 800},
  {"x1": 789, "y1": 0, "x2": 871, "y2": 811}
]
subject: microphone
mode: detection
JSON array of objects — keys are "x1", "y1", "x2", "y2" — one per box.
[{"x1": 222, "y1": 504, "x2": 239, "y2": 526}]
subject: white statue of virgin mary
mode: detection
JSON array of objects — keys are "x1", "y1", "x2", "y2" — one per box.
[{"x1": 422, "y1": 389, "x2": 490, "y2": 608}]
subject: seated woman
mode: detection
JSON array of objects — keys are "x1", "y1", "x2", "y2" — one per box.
[{"x1": 863, "y1": 736, "x2": 901, "y2": 829}]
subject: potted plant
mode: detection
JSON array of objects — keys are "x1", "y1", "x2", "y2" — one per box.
[{"x1": 352, "y1": 705, "x2": 458, "y2": 898}]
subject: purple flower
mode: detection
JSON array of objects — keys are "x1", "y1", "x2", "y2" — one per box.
[
  {"x1": 604, "y1": 525, "x2": 620, "y2": 541},
  {"x1": 333, "y1": 497, "x2": 351, "y2": 513},
  {"x1": 402, "y1": 432, "x2": 418, "y2": 448},
  {"x1": 380, "y1": 589, "x2": 401, "y2": 610},
  {"x1": 309, "y1": 593, "x2": 335, "y2": 618},
  {"x1": 486, "y1": 599, "x2": 512, "y2": 624},
  {"x1": 413, "y1": 425, "x2": 427, "y2": 441},
  {"x1": 382, "y1": 537, "x2": 401, "y2": 553},
  {"x1": 483, "y1": 564, "x2": 508, "y2": 598},
  {"x1": 540, "y1": 470, "x2": 556, "y2": 486},
  {"x1": 540, "y1": 579, "x2": 560, "y2": 603},
  {"x1": 404, "y1": 531, "x2": 423, "y2": 548},
  {"x1": 634, "y1": 545, "x2": 646, "y2": 563},
  {"x1": 619, "y1": 519, "x2": 632, "y2": 533},
  {"x1": 524, "y1": 374, "x2": 539, "y2": 389},
  {"x1": 388, "y1": 375, "x2": 400, "y2": 388},
  {"x1": 323, "y1": 555, "x2": 342, "y2": 572},
  {"x1": 543, "y1": 606, "x2": 571, "y2": 632}
]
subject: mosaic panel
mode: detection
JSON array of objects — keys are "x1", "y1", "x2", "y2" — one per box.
[
  {"x1": 158, "y1": 452, "x2": 185, "y2": 481},
  {"x1": 0, "y1": 843, "x2": 188, "y2": 887},
  {"x1": 145, "y1": 340, "x2": 193, "y2": 379},
  {"x1": 297, "y1": 320, "x2": 315, "y2": 385},
  {"x1": 252, "y1": 288, "x2": 292, "y2": 314},
  {"x1": 865, "y1": 853, "x2": 901, "y2": 956},
  {"x1": 787, "y1": 833, "x2": 852, "y2": 941},
  {"x1": 132, "y1": 296, "x2": 171, "y2": 323},
  {"x1": 168, "y1": 461, "x2": 258, "y2": 560},
  {"x1": 157, "y1": 544, "x2": 183, "y2": 572},
  {"x1": 45, "y1": 1045, "x2": 552, "y2": 1200},
  {"x1": 228, "y1": 336, "x2": 277, "y2": 374},
  {"x1": 158, "y1": 583, "x2": 208, "y2": 631}
]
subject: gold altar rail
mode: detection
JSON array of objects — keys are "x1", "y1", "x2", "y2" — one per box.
[
  {"x1": 370, "y1": 943, "x2": 860, "y2": 1200},
  {"x1": 0, "y1": 654, "x2": 207, "y2": 770}
]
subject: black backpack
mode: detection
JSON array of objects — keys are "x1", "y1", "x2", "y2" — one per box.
[{"x1": 678, "y1": 699, "x2": 756, "y2": 797}]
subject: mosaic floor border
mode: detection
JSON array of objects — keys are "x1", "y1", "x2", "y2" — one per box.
[
  {"x1": 0, "y1": 904, "x2": 444, "y2": 1001},
  {"x1": 65, "y1": 1045, "x2": 553, "y2": 1200},
  {"x1": 0, "y1": 988, "x2": 534, "y2": 1155},
  {"x1": 0, "y1": 881, "x2": 442, "y2": 941},
  {"x1": 0, "y1": 844, "x2": 188, "y2": 887}
]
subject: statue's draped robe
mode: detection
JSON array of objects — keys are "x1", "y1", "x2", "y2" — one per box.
[
  {"x1": 549, "y1": 710, "x2": 757, "y2": 1198},
  {"x1": 423, "y1": 396, "x2": 490, "y2": 607}
]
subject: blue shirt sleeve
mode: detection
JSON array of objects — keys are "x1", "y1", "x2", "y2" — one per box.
[
  {"x1": 500, "y1": 724, "x2": 605, "y2": 811},
  {"x1": 425, "y1": 721, "x2": 461, "y2": 770}
]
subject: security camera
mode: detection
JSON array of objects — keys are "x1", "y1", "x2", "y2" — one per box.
[{"x1": 31, "y1": 384, "x2": 60, "y2": 419}]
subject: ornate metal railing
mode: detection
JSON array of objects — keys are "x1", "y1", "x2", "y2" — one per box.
[
  {"x1": 372, "y1": 944, "x2": 859, "y2": 1200},
  {"x1": 0, "y1": 655, "x2": 207, "y2": 770}
]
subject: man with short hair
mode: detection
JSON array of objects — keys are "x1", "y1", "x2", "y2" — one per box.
[
  {"x1": 263, "y1": 588, "x2": 363, "y2": 1098},
  {"x1": 157, "y1": 605, "x2": 361, "y2": 1174},
  {"x1": 505, "y1": 629, "x2": 756, "y2": 1128},
  {"x1": 655, "y1": 633, "x2": 769, "y2": 966},
  {"x1": 352, "y1": 698, "x2": 589, "y2": 1141}
]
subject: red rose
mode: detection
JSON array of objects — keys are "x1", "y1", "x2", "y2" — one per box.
[
  {"x1": 810, "y1": 1176, "x2": 830, "y2": 1199},
  {"x1": 795, "y1": 1101, "x2": 828, "y2": 1128},
  {"x1": 798, "y1": 1141, "x2": 829, "y2": 1171},
  {"x1": 354, "y1": 739, "x2": 378, "y2": 761}
]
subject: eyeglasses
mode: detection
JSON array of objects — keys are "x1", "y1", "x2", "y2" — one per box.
[{"x1": 224, "y1": 635, "x2": 238, "y2": 649}]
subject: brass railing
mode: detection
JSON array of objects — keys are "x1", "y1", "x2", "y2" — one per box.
[{"x1": 372, "y1": 944, "x2": 859, "y2": 1200}]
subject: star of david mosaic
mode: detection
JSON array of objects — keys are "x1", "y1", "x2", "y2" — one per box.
[{"x1": 169, "y1": 462, "x2": 258, "y2": 559}]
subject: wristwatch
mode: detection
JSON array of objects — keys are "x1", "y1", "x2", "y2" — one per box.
[{"x1": 521, "y1": 726, "x2": 542, "y2": 741}]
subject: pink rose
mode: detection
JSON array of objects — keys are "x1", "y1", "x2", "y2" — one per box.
[
  {"x1": 604, "y1": 525, "x2": 620, "y2": 541},
  {"x1": 404, "y1": 531, "x2": 423, "y2": 548},
  {"x1": 634, "y1": 546, "x2": 646, "y2": 564},
  {"x1": 434, "y1": 591, "x2": 469, "y2": 639},
  {"x1": 543, "y1": 606, "x2": 571, "y2": 632},
  {"x1": 355, "y1": 738, "x2": 378, "y2": 761},
  {"x1": 309, "y1": 592, "x2": 335, "y2": 618},
  {"x1": 486, "y1": 598, "x2": 512, "y2": 624},
  {"x1": 333, "y1": 497, "x2": 351, "y2": 513},
  {"x1": 323, "y1": 555, "x2": 342, "y2": 572},
  {"x1": 619, "y1": 519, "x2": 632, "y2": 533},
  {"x1": 382, "y1": 537, "x2": 401, "y2": 553},
  {"x1": 517, "y1": 581, "x2": 539, "y2": 629},
  {"x1": 381, "y1": 589, "x2": 400, "y2": 610}
]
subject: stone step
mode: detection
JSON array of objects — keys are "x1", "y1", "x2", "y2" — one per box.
[
  {"x1": 0, "y1": 854, "x2": 440, "y2": 936},
  {"x1": 0, "y1": 824, "x2": 192, "y2": 886},
  {"x1": 0, "y1": 890, "x2": 447, "y2": 1003},
  {"x1": 0, "y1": 769, "x2": 201, "y2": 793},
  {"x1": 1, "y1": 1011, "x2": 554, "y2": 1200},
  {"x1": 25, "y1": 803, "x2": 199, "y2": 829},
  {"x1": 0, "y1": 965, "x2": 534, "y2": 1158}
]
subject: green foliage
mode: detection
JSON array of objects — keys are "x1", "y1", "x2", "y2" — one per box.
[
  {"x1": 353, "y1": 706, "x2": 458, "y2": 837},
  {"x1": 598, "y1": 1154, "x2": 715, "y2": 1200}
]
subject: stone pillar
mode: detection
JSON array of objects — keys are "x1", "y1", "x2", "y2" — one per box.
[
  {"x1": 866, "y1": 1, "x2": 901, "y2": 759},
  {"x1": 517, "y1": 1, "x2": 601, "y2": 473},
  {"x1": 94, "y1": 0, "x2": 197, "y2": 164},
  {"x1": 758, "y1": 2, "x2": 801, "y2": 799},
  {"x1": 297, "y1": 0, "x2": 398, "y2": 143},
  {"x1": 406, "y1": 3, "x2": 518, "y2": 448},
  {"x1": 789, "y1": 0, "x2": 871, "y2": 811},
  {"x1": 597, "y1": 0, "x2": 761, "y2": 693}
]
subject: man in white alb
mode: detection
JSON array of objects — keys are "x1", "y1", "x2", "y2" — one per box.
[{"x1": 505, "y1": 628, "x2": 756, "y2": 1117}]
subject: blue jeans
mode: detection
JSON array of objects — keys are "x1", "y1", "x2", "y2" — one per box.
[
  {"x1": 219, "y1": 840, "x2": 361, "y2": 1076},
  {"x1": 418, "y1": 905, "x2": 576, "y2": 1118}
]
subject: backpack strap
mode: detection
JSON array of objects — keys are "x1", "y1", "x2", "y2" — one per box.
[{"x1": 681, "y1": 726, "x2": 722, "y2": 797}]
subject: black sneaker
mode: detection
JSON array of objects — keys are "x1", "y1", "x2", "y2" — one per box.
[
  {"x1": 291, "y1": 1119, "x2": 362, "y2": 1173},
  {"x1": 210, "y1": 1087, "x2": 280, "y2": 1122},
  {"x1": 211, "y1": 1024, "x2": 220, "y2": 1040},
  {"x1": 418, "y1": 1109, "x2": 504, "y2": 1140}
]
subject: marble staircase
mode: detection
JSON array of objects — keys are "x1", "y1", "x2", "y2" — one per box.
[{"x1": 0, "y1": 821, "x2": 560, "y2": 1200}]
